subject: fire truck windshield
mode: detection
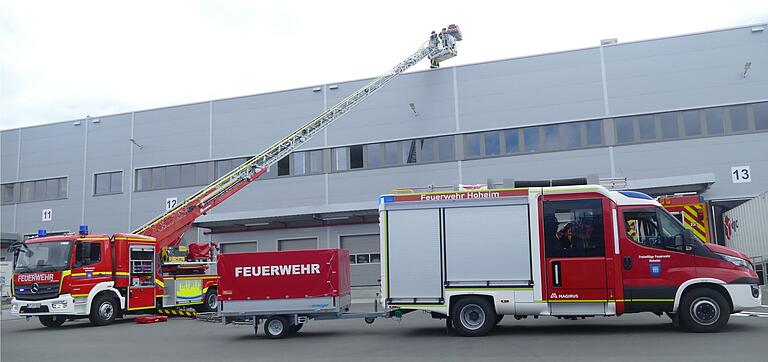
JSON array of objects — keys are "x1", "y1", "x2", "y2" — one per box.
[{"x1": 14, "y1": 241, "x2": 72, "y2": 272}]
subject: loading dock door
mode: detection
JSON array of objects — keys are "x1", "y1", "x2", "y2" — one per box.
[{"x1": 386, "y1": 209, "x2": 442, "y2": 303}]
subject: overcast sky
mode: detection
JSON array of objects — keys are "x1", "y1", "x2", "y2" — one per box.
[{"x1": 1, "y1": 0, "x2": 766, "y2": 130}]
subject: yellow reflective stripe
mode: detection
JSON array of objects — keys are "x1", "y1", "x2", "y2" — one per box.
[
  {"x1": 155, "y1": 279, "x2": 165, "y2": 287},
  {"x1": 114, "y1": 237, "x2": 156, "y2": 242},
  {"x1": 60, "y1": 270, "x2": 71, "y2": 290},
  {"x1": 71, "y1": 294, "x2": 89, "y2": 297},
  {"x1": 175, "y1": 276, "x2": 217, "y2": 280},
  {"x1": 128, "y1": 306, "x2": 156, "y2": 311},
  {"x1": 116, "y1": 272, "x2": 130, "y2": 276}
]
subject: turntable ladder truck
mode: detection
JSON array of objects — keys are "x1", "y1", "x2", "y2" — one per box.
[{"x1": 9, "y1": 24, "x2": 464, "y2": 327}]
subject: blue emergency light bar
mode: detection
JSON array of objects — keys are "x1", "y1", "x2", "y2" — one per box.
[
  {"x1": 379, "y1": 195, "x2": 395, "y2": 204},
  {"x1": 79, "y1": 225, "x2": 89, "y2": 236},
  {"x1": 38, "y1": 229, "x2": 47, "y2": 237}
]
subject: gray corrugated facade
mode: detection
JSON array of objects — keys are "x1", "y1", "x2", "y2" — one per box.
[{"x1": 2, "y1": 25, "x2": 767, "y2": 285}]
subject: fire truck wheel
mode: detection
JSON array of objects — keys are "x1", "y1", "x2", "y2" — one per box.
[
  {"x1": 39, "y1": 315, "x2": 67, "y2": 328},
  {"x1": 195, "y1": 288, "x2": 218, "y2": 312},
  {"x1": 451, "y1": 297, "x2": 497, "y2": 337},
  {"x1": 264, "y1": 316, "x2": 290, "y2": 339},
  {"x1": 89, "y1": 295, "x2": 117, "y2": 326},
  {"x1": 679, "y1": 288, "x2": 730, "y2": 333}
]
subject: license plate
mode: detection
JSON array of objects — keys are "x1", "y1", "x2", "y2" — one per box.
[{"x1": 27, "y1": 303, "x2": 40, "y2": 309}]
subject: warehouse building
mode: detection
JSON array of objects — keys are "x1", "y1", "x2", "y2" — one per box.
[{"x1": 2, "y1": 24, "x2": 767, "y2": 288}]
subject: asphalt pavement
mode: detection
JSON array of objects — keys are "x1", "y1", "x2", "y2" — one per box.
[{"x1": 2, "y1": 306, "x2": 767, "y2": 362}]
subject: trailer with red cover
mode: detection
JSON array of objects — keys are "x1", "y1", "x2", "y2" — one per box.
[{"x1": 218, "y1": 249, "x2": 390, "y2": 338}]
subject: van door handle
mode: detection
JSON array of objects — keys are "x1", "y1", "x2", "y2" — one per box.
[
  {"x1": 552, "y1": 261, "x2": 562, "y2": 287},
  {"x1": 623, "y1": 256, "x2": 632, "y2": 270}
]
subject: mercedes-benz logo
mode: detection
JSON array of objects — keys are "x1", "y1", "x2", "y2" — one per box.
[{"x1": 31, "y1": 283, "x2": 39, "y2": 294}]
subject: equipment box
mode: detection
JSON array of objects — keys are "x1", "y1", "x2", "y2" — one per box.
[{"x1": 218, "y1": 249, "x2": 351, "y2": 316}]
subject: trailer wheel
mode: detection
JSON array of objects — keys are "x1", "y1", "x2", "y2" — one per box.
[
  {"x1": 678, "y1": 288, "x2": 730, "y2": 333},
  {"x1": 364, "y1": 317, "x2": 376, "y2": 324},
  {"x1": 451, "y1": 297, "x2": 496, "y2": 337},
  {"x1": 89, "y1": 295, "x2": 117, "y2": 326},
  {"x1": 264, "y1": 316, "x2": 290, "y2": 339},
  {"x1": 195, "y1": 288, "x2": 218, "y2": 312},
  {"x1": 39, "y1": 315, "x2": 67, "y2": 328}
]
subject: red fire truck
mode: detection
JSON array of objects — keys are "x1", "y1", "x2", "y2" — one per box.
[
  {"x1": 658, "y1": 194, "x2": 710, "y2": 243},
  {"x1": 9, "y1": 25, "x2": 463, "y2": 327},
  {"x1": 10, "y1": 230, "x2": 218, "y2": 326},
  {"x1": 378, "y1": 184, "x2": 761, "y2": 336}
]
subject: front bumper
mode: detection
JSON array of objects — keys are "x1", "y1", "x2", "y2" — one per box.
[
  {"x1": 10, "y1": 294, "x2": 89, "y2": 316},
  {"x1": 724, "y1": 284, "x2": 762, "y2": 312}
]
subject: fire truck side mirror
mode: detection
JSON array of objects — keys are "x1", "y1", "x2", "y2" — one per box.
[{"x1": 682, "y1": 229, "x2": 696, "y2": 250}]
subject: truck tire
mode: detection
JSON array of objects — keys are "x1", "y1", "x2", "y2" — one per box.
[
  {"x1": 195, "y1": 288, "x2": 218, "y2": 312},
  {"x1": 264, "y1": 316, "x2": 290, "y2": 339},
  {"x1": 89, "y1": 295, "x2": 117, "y2": 326},
  {"x1": 451, "y1": 297, "x2": 497, "y2": 337},
  {"x1": 678, "y1": 288, "x2": 730, "y2": 333},
  {"x1": 495, "y1": 315, "x2": 504, "y2": 325},
  {"x1": 39, "y1": 315, "x2": 66, "y2": 328}
]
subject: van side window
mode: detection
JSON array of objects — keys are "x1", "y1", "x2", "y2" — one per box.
[
  {"x1": 623, "y1": 208, "x2": 685, "y2": 251},
  {"x1": 74, "y1": 242, "x2": 101, "y2": 267},
  {"x1": 543, "y1": 199, "x2": 605, "y2": 258}
]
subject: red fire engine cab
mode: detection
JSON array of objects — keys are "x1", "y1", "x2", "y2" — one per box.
[{"x1": 10, "y1": 227, "x2": 218, "y2": 327}]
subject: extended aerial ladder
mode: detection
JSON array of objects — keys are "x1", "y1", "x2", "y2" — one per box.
[{"x1": 133, "y1": 25, "x2": 463, "y2": 249}]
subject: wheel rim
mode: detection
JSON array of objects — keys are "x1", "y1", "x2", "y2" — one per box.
[
  {"x1": 99, "y1": 301, "x2": 114, "y2": 320},
  {"x1": 267, "y1": 319, "x2": 284, "y2": 335},
  {"x1": 206, "y1": 293, "x2": 218, "y2": 309},
  {"x1": 459, "y1": 304, "x2": 486, "y2": 330},
  {"x1": 690, "y1": 297, "x2": 720, "y2": 326}
]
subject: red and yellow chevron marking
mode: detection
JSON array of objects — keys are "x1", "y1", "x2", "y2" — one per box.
[
  {"x1": 682, "y1": 204, "x2": 708, "y2": 243},
  {"x1": 627, "y1": 219, "x2": 638, "y2": 242}
]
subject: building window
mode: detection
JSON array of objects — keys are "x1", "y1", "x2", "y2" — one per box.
[
  {"x1": 637, "y1": 115, "x2": 656, "y2": 141},
  {"x1": 562, "y1": 122, "x2": 581, "y2": 148},
  {"x1": 277, "y1": 156, "x2": 290, "y2": 176},
  {"x1": 615, "y1": 117, "x2": 635, "y2": 143},
  {"x1": 366, "y1": 144, "x2": 382, "y2": 168},
  {"x1": 2, "y1": 184, "x2": 16, "y2": 204},
  {"x1": 465, "y1": 133, "x2": 481, "y2": 158},
  {"x1": 543, "y1": 125, "x2": 560, "y2": 150},
  {"x1": 484, "y1": 131, "x2": 501, "y2": 155},
  {"x1": 402, "y1": 140, "x2": 417, "y2": 164},
  {"x1": 384, "y1": 142, "x2": 399, "y2": 166},
  {"x1": 729, "y1": 105, "x2": 749, "y2": 132},
  {"x1": 659, "y1": 112, "x2": 679, "y2": 139},
  {"x1": 349, "y1": 145, "x2": 364, "y2": 169},
  {"x1": 682, "y1": 110, "x2": 701, "y2": 136},
  {"x1": 334, "y1": 147, "x2": 348, "y2": 171},
  {"x1": 136, "y1": 160, "x2": 217, "y2": 191},
  {"x1": 94, "y1": 171, "x2": 122, "y2": 195},
  {"x1": 705, "y1": 108, "x2": 725, "y2": 135},
  {"x1": 349, "y1": 253, "x2": 381, "y2": 264},
  {"x1": 585, "y1": 120, "x2": 602, "y2": 145},
  {"x1": 523, "y1": 127, "x2": 540, "y2": 152},
  {"x1": 754, "y1": 102, "x2": 768, "y2": 130},
  {"x1": 309, "y1": 150, "x2": 323, "y2": 173},
  {"x1": 293, "y1": 152, "x2": 306, "y2": 175},
  {"x1": 2, "y1": 177, "x2": 68, "y2": 204},
  {"x1": 504, "y1": 129, "x2": 520, "y2": 153},
  {"x1": 419, "y1": 138, "x2": 435, "y2": 162},
  {"x1": 437, "y1": 136, "x2": 454, "y2": 161}
]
